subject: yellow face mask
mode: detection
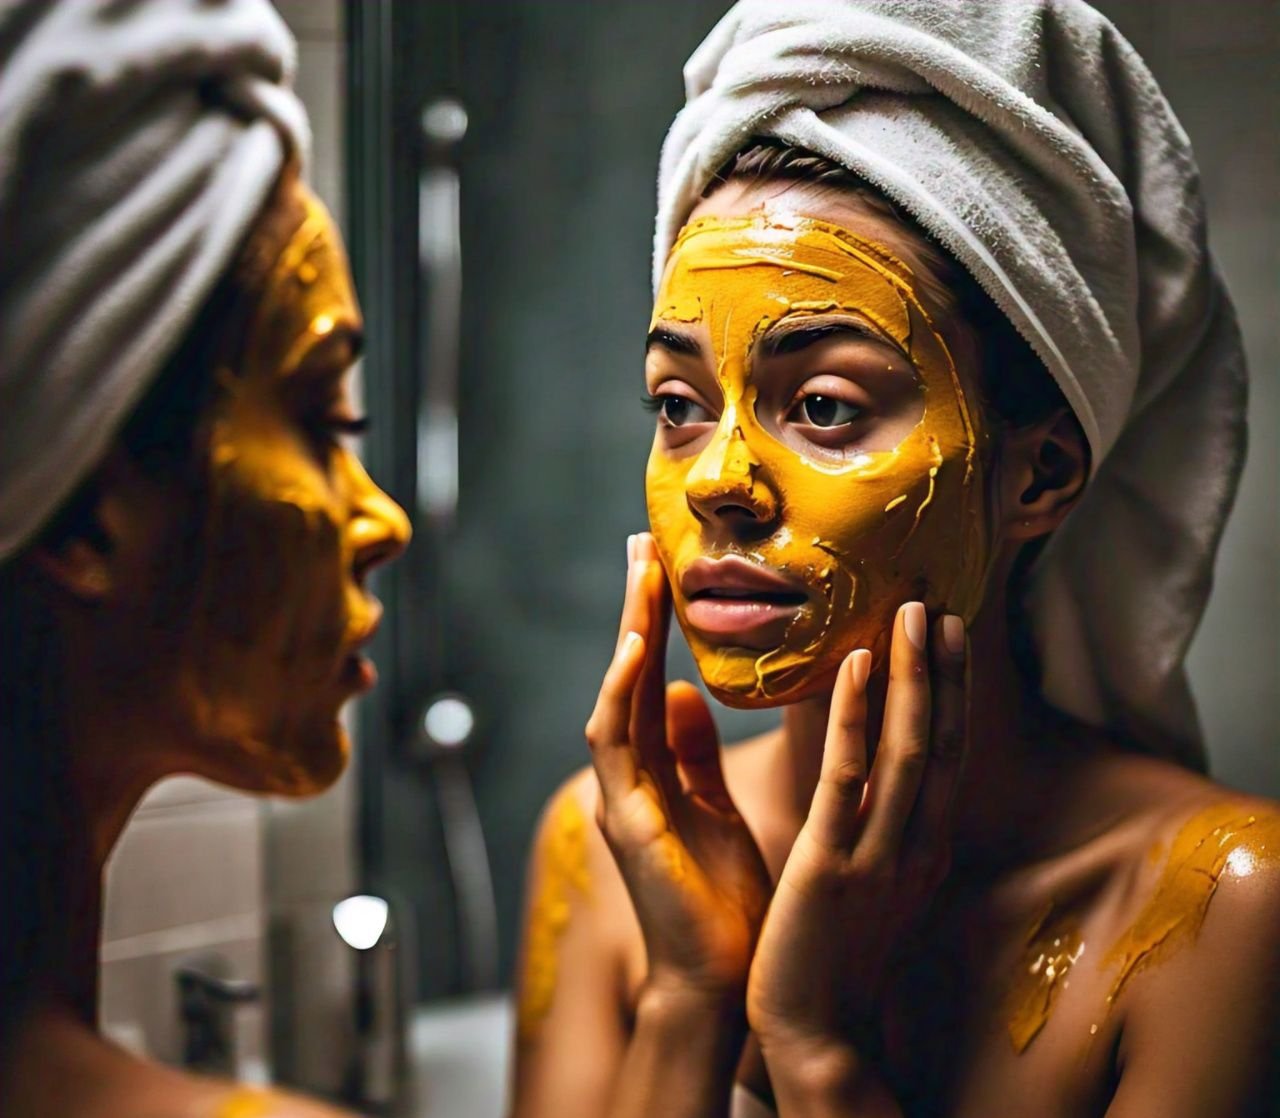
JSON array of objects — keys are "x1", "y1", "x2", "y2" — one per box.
[
  {"x1": 175, "y1": 182, "x2": 410, "y2": 794},
  {"x1": 646, "y1": 212, "x2": 992, "y2": 706}
]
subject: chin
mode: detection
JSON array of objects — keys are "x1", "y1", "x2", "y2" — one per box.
[
  {"x1": 695, "y1": 645, "x2": 846, "y2": 709},
  {"x1": 191, "y1": 718, "x2": 351, "y2": 798}
]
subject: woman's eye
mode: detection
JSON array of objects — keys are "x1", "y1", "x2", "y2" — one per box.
[
  {"x1": 646, "y1": 394, "x2": 711, "y2": 428},
  {"x1": 795, "y1": 395, "x2": 862, "y2": 428},
  {"x1": 305, "y1": 413, "x2": 369, "y2": 453}
]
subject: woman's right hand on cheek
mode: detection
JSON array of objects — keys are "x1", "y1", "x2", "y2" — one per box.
[{"x1": 585, "y1": 532, "x2": 772, "y2": 1012}]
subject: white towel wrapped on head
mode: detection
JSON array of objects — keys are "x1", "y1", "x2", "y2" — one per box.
[
  {"x1": 655, "y1": 0, "x2": 1247, "y2": 768},
  {"x1": 0, "y1": 0, "x2": 309, "y2": 561}
]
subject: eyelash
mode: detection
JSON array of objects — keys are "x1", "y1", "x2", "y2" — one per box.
[
  {"x1": 641, "y1": 394, "x2": 665, "y2": 414},
  {"x1": 306, "y1": 414, "x2": 370, "y2": 452},
  {"x1": 327, "y1": 416, "x2": 370, "y2": 436}
]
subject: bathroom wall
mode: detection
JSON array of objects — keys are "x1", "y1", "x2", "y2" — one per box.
[{"x1": 98, "y1": 0, "x2": 355, "y2": 1076}]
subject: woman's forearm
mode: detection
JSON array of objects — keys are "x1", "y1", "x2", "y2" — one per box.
[{"x1": 609, "y1": 984, "x2": 748, "y2": 1118}]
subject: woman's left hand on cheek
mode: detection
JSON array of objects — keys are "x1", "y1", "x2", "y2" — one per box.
[{"x1": 746, "y1": 603, "x2": 968, "y2": 1105}]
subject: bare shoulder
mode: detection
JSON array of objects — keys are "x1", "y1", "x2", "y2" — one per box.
[
  {"x1": 1096, "y1": 767, "x2": 1280, "y2": 1114},
  {"x1": 1094, "y1": 756, "x2": 1280, "y2": 1009},
  {"x1": 522, "y1": 765, "x2": 639, "y2": 969}
]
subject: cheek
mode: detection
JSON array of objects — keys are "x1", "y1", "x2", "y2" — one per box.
[
  {"x1": 173, "y1": 423, "x2": 351, "y2": 729},
  {"x1": 644, "y1": 446, "x2": 691, "y2": 551}
]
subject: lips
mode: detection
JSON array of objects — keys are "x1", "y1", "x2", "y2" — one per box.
[
  {"x1": 680, "y1": 556, "x2": 808, "y2": 647},
  {"x1": 342, "y1": 603, "x2": 383, "y2": 693}
]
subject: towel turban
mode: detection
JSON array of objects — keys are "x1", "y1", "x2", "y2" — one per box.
[{"x1": 0, "y1": 0, "x2": 309, "y2": 561}]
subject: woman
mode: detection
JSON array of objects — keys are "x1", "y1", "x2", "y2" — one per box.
[
  {"x1": 0, "y1": 2, "x2": 407, "y2": 1114},
  {"x1": 513, "y1": 2, "x2": 1278, "y2": 1116}
]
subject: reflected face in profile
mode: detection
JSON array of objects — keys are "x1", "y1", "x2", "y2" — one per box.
[
  {"x1": 172, "y1": 181, "x2": 411, "y2": 795},
  {"x1": 645, "y1": 208, "x2": 992, "y2": 706}
]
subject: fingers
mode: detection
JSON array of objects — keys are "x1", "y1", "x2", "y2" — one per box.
[
  {"x1": 628, "y1": 534, "x2": 681, "y2": 804},
  {"x1": 903, "y1": 615, "x2": 968, "y2": 881},
  {"x1": 590, "y1": 532, "x2": 678, "y2": 811},
  {"x1": 584, "y1": 628, "x2": 647, "y2": 809},
  {"x1": 858, "y1": 602, "x2": 932, "y2": 861},
  {"x1": 805, "y1": 649, "x2": 872, "y2": 850},
  {"x1": 666, "y1": 681, "x2": 732, "y2": 812},
  {"x1": 631, "y1": 534, "x2": 672, "y2": 742},
  {"x1": 613, "y1": 533, "x2": 654, "y2": 653}
]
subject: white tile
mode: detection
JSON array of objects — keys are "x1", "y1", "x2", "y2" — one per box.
[
  {"x1": 264, "y1": 769, "x2": 356, "y2": 906},
  {"x1": 103, "y1": 799, "x2": 263, "y2": 943},
  {"x1": 132, "y1": 775, "x2": 240, "y2": 813}
]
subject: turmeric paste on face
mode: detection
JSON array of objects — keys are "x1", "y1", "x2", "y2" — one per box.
[
  {"x1": 646, "y1": 213, "x2": 992, "y2": 707},
  {"x1": 174, "y1": 185, "x2": 407, "y2": 795}
]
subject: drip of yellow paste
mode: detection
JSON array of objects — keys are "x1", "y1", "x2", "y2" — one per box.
[
  {"x1": 1006, "y1": 904, "x2": 1086, "y2": 1053},
  {"x1": 518, "y1": 792, "x2": 593, "y2": 1041},
  {"x1": 1102, "y1": 802, "x2": 1280, "y2": 1008}
]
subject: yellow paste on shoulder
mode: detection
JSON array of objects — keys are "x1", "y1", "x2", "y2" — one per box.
[
  {"x1": 1006, "y1": 903, "x2": 1086, "y2": 1053},
  {"x1": 1103, "y1": 801, "x2": 1280, "y2": 1008},
  {"x1": 517, "y1": 790, "x2": 592, "y2": 1041}
]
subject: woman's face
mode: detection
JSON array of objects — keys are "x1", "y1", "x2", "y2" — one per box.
[
  {"x1": 165, "y1": 180, "x2": 410, "y2": 795},
  {"x1": 645, "y1": 191, "x2": 994, "y2": 706}
]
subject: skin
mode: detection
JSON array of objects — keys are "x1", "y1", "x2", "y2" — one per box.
[
  {"x1": 512, "y1": 182, "x2": 1280, "y2": 1118},
  {"x1": 0, "y1": 171, "x2": 409, "y2": 1118}
]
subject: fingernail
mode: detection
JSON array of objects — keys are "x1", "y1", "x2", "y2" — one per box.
[
  {"x1": 849, "y1": 649, "x2": 872, "y2": 689},
  {"x1": 627, "y1": 534, "x2": 636, "y2": 565},
  {"x1": 902, "y1": 602, "x2": 926, "y2": 651},
  {"x1": 942, "y1": 614, "x2": 965, "y2": 656},
  {"x1": 622, "y1": 630, "x2": 643, "y2": 655}
]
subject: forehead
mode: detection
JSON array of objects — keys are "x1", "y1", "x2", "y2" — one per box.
[
  {"x1": 686, "y1": 179, "x2": 944, "y2": 284},
  {"x1": 667, "y1": 182, "x2": 979, "y2": 389},
  {"x1": 655, "y1": 211, "x2": 917, "y2": 348},
  {"x1": 240, "y1": 187, "x2": 361, "y2": 381}
]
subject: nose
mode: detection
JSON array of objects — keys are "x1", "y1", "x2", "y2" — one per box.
[
  {"x1": 685, "y1": 420, "x2": 778, "y2": 532},
  {"x1": 345, "y1": 455, "x2": 411, "y2": 584}
]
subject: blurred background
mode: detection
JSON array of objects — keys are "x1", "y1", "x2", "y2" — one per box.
[{"x1": 98, "y1": 1, "x2": 1277, "y2": 1114}]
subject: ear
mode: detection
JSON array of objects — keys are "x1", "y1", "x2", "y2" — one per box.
[
  {"x1": 25, "y1": 449, "x2": 148, "y2": 604},
  {"x1": 998, "y1": 409, "x2": 1090, "y2": 542}
]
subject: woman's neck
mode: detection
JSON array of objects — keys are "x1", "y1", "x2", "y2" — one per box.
[
  {"x1": 772, "y1": 594, "x2": 1057, "y2": 866},
  {"x1": 49, "y1": 672, "x2": 169, "y2": 1024}
]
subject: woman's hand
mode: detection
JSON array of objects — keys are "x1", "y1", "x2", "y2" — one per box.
[
  {"x1": 747, "y1": 602, "x2": 968, "y2": 1104},
  {"x1": 585, "y1": 533, "x2": 772, "y2": 1008}
]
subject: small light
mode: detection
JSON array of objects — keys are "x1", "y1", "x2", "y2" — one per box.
[
  {"x1": 422, "y1": 98, "x2": 468, "y2": 145},
  {"x1": 423, "y1": 696, "x2": 474, "y2": 749},
  {"x1": 311, "y1": 313, "x2": 335, "y2": 337},
  {"x1": 332, "y1": 895, "x2": 389, "y2": 950}
]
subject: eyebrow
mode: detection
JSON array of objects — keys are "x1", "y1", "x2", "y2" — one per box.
[
  {"x1": 645, "y1": 325, "x2": 703, "y2": 359},
  {"x1": 758, "y1": 320, "x2": 881, "y2": 358}
]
